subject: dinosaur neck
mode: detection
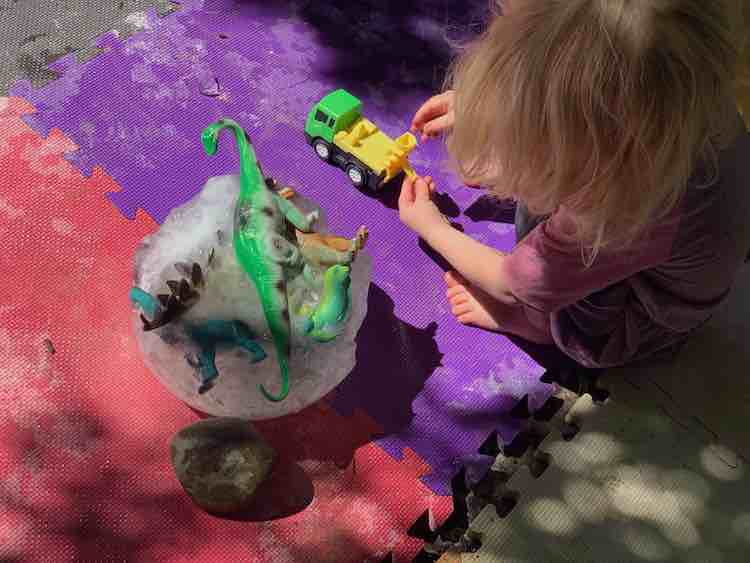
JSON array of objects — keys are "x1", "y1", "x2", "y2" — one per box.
[
  {"x1": 322, "y1": 270, "x2": 348, "y2": 302},
  {"x1": 322, "y1": 274, "x2": 338, "y2": 299},
  {"x1": 208, "y1": 119, "x2": 266, "y2": 202}
]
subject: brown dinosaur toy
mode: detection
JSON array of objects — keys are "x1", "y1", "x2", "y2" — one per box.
[
  {"x1": 264, "y1": 175, "x2": 368, "y2": 283},
  {"x1": 295, "y1": 225, "x2": 368, "y2": 271}
]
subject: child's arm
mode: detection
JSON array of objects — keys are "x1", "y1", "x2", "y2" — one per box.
[
  {"x1": 422, "y1": 222, "x2": 517, "y2": 305},
  {"x1": 398, "y1": 175, "x2": 516, "y2": 304}
]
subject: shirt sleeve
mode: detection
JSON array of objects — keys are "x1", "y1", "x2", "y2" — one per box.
[{"x1": 503, "y1": 209, "x2": 675, "y2": 314}]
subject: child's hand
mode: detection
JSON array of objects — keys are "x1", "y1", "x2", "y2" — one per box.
[
  {"x1": 398, "y1": 175, "x2": 447, "y2": 238},
  {"x1": 411, "y1": 90, "x2": 455, "y2": 142}
]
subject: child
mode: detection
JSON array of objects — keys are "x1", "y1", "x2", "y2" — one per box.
[{"x1": 399, "y1": 0, "x2": 750, "y2": 368}]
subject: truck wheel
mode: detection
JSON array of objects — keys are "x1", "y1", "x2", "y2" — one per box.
[
  {"x1": 346, "y1": 164, "x2": 366, "y2": 188},
  {"x1": 313, "y1": 139, "x2": 331, "y2": 161}
]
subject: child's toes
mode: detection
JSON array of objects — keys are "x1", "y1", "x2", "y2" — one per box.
[
  {"x1": 456, "y1": 313, "x2": 475, "y2": 325},
  {"x1": 446, "y1": 285, "x2": 466, "y2": 299},
  {"x1": 451, "y1": 303, "x2": 473, "y2": 317},
  {"x1": 449, "y1": 293, "x2": 469, "y2": 306}
]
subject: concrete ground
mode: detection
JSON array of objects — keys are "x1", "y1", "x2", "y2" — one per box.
[
  {"x1": 3, "y1": 3, "x2": 749, "y2": 562},
  {"x1": 0, "y1": 0, "x2": 178, "y2": 94}
]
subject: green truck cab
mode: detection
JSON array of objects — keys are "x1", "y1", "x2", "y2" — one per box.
[{"x1": 304, "y1": 89, "x2": 417, "y2": 191}]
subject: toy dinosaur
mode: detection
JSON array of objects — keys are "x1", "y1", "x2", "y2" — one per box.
[
  {"x1": 201, "y1": 118, "x2": 319, "y2": 402},
  {"x1": 300, "y1": 264, "x2": 352, "y2": 342},
  {"x1": 295, "y1": 225, "x2": 368, "y2": 287},
  {"x1": 130, "y1": 284, "x2": 267, "y2": 393},
  {"x1": 130, "y1": 119, "x2": 367, "y2": 401},
  {"x1": 130, "y1": 261, "x2": 204, "y2": 332},
  {"x1": 129, "y1": 242, "x2": 360, "y2": 395}
]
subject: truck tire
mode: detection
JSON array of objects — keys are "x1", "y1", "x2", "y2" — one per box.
[
  {"x1": 346, "y1": 164, "x2": 367, "y2": 188},
  {"x1": 313, "y1": 139, "x2": 331, "y2": 161}
]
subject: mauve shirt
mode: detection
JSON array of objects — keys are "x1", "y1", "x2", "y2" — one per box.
[{"x1": 505, "y1": 127, "x2": 750, "y2": 368}]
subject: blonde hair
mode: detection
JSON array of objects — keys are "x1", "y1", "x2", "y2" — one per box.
[{"x1": 446, "y1": 0, "x2": 743, "y2": 260}]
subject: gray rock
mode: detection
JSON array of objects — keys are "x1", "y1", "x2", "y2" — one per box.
[{"x1": 170, "y1": 417, "x2": 277, "y2": 514}]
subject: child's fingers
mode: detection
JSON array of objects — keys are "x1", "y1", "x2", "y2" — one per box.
[
  {"x1": 422, "y1": 112, "x2": 454, "y2": 139},
  {"x1": 411, "y1": 92, "x2": 452, "y2": 131},
  {"x1": 449, "y1": 293, "x2": 469, "y2": 306},
  {"x1": 398, "y1": 175, "x2": 416, "y2": 207},
  {"x1": 451, "y1": 303, "x2": 473, "y2": 316},
  {"x1": 446, "y1": 285, "x2": 466, "y2": 298},
  {"x1": 413, "y1": 177, "x2": 432, "y2": 201},
  {"x1": 412, "y1": 96, "x2": 448, "y2": 129},
  {"x1": 422, "y1": 176, "x2": 437, "y2": 194}
]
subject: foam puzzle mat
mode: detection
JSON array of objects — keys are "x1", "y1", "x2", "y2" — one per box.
[{"x1": 0, "y1": 1, "x2": 585, "y2": 561}]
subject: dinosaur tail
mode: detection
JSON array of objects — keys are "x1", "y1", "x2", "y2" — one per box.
[
  {"x1": 129, "y1": 287, "x2": 159, "y2": 319},
  {"x1": 257, "y1": 290, "x2": 291, "y2": 402},
  {"x1": 201, "y1": 119, "x2": 264, "y2": 199}
]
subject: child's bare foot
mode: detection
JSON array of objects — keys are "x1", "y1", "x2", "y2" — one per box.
[
  {"x1": 444, "y1": 271, "x2": 502, "y2": 330},
  {"x1": 444, "y1": 271, "x2": 554, "y2": 344}
]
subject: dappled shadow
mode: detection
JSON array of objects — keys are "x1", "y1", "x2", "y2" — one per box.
[
  {"x1": 0, "y1": 409, "x2": 205, "y2": 562},
  {"x1": 235, "y1": 0, "x2": 492, "y2": 96},
  {"x1": 415, "y1": 334, "x2": 750, "y2": 561},
  {"x1": 401, "y1": 263, "x2": 750, "y2": 559},
  {"x1": 469, "y1": 389, "x2": 749, "y2": 561},
  {"x1": 0, "y1": 401, "x2": 417, "y2": 562}
]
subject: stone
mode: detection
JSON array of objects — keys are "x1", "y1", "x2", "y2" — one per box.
[{"x1": 170, "y1": 417, "x2": 277, "y2": 514}]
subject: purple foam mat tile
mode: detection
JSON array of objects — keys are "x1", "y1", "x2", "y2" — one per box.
[
  {"x1": 12, "y1": 52, "x2": 89, "y2": 142},
  {"x1": 332, "y1": 321, "x2": 550, "y2": 496},
  {"x1": 383, "y1": 357, "x2": 548, "y2": 494}
]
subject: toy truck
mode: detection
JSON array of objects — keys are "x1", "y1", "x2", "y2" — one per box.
[{"x1": 304, "y1": 89, "x2": 417, "y2": 191}]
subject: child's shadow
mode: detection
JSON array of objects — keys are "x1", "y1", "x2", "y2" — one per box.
[{"x1": 464, "y1": 194, "x2": 516, "y2": 224}]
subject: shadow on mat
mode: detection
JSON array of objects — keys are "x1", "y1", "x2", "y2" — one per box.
[
  {"x1": 331, "y1": 283, "x2": 443, "y2": 436},
  {"x1": 0, "y1": 411, "x2": 207, "y2": 562},
  {"x1": 464, "y1": 194, "x2": 517, "y2": 224},
  {"x1": 235, "y1": 0, "x2": 491, "y2": 94}
]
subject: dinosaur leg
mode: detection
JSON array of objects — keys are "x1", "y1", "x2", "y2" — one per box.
[
  {"x1": 312, "y1": 245, "x2": 355, "y2": 266},
  {"x1": 187, "y1": 321, "x2": 230, "y2": 394},
  {"x1": 275, "y1": 195, "x2": 318, "y2": 232},
  {"x1": 267, "y1": 234, "x2": 304, "y2": 268},
  {"x1": 305, "y1": 265, "x2": 353, "y2": 342},
  {"x1": 196, "y1": 346, "x2": 219, "y2": 394},
  {"x1": 230, "y1": 321, "x2": 267, "y2": 363},
  {"x1": 302, "y1": 263, "x2": 322, "y2": 286}
]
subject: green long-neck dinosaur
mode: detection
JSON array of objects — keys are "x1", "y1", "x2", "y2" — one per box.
[{"x1": 201, "y1": 119, "x2": 318, "y2": 402}]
